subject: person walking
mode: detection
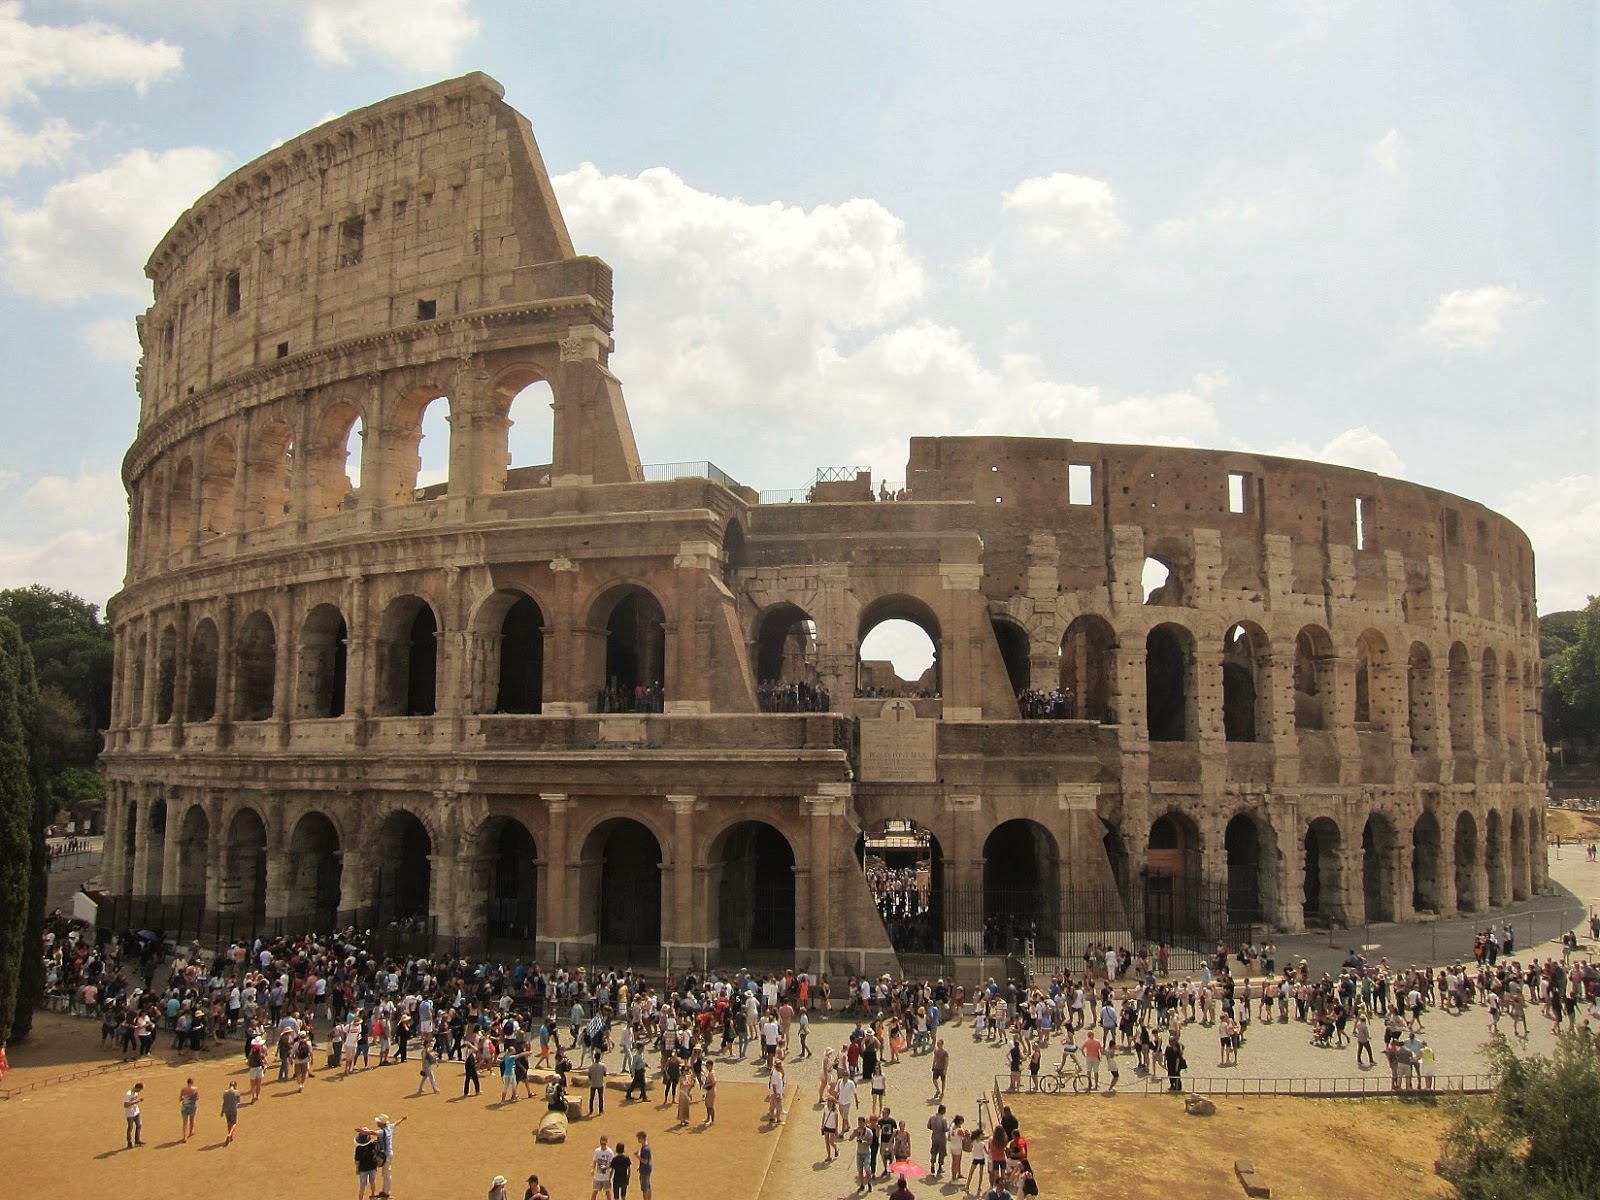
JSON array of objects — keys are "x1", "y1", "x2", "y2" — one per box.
[
  {"x1": 415, "y1": 1043, "x2": 440, "y2": 1095},
  {"x1": 122, "y1": 1081, "x2": 144, "y2": 1148},
  {"x1": 179, "y1": 1077, "x2": 199, "y2": 1142},
  {"x1": 375, "y1": 1112, "x2": 406, "y2": 1197},
  {"x1": 820, "y1": 1096, "x2": 841, "y2": 1160},
  {"x1": 464, "y1": 1037, "x2": 482, "y2": 1097},
  {"x1": 220, "y1": 1080, "x2": 240, "y2": 1145}
]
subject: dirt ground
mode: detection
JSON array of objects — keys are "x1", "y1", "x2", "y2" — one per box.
[
  {"x1": 1, "y1": 1012, "x2": 781, "y2": 1199},
  {"x1": 1547, "y1": 808, "x2": 1600, "y2": 843},
  {"x1": 1004, "y1": 1091, "x2": 1458, "y2": 1200}
]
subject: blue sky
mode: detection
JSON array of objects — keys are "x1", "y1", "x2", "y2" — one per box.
[{"x1": 0, "y1": 0, "x2": 1594, "y2": 618}]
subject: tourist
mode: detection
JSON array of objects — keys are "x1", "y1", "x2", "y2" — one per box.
[
  {"x1": 488, "y1": 1175, "x2": 509, "y2": 1200},
  {"x1": 524, "y1": 1174, "x2": 549, "y2": 1200},
  {"x1": 767, "y1": 1057, "x2": 787, "y2": 1124},
  {"x1": 416, "y1": 1042, "x2": 440, "y2": 1094},
  {"x1": 179, "y1": 1076, "x2": 199, "y2": 1142},
  {"x1": 701, "y1": 1061, "x2": 718, "y2": 1126},
  {"x1": 375, "y1": 1112, "x2": 405, "y2": 1197},
  {"x1": 927, "y1": 1104, "x2": 949, "y2": 1176},
  {"x1": 636, "y1": 1130, "x2": 653, "y2": 1200},
  {"x1": 220, "y1": 1080, "x2": 240, "y2": 1145},
  {"x1": 353, "y1": 1127, "x2": 380, "y2": 1200},
  {"x1": 122, "y1": 1080, "x2": 144, "y2": 1148},
  {"x1": 588, "y1": 1053, "x2": 608, "y2": 1114},
  {"x1": 588, "y1": 1134, "x2": 614, "y2": 1200},
  {"x1": 610, "y1": 1135, "x2": 633, "y2": 1199},
  {"x1": 931, "y1": 1037, "x2": 949, "y2": 1099},
  {"x1": 821, "y1": 1096, "x2": 842, "y2": 1160}
]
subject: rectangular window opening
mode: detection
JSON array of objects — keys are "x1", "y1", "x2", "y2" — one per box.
[
  {"x1": 338, "y1": 216, "x2": 365, "y2": 268},
  {"x1": 1445, "y1": 508, "x2": 1461, "y2": 546},
  {"x1": 1227, "y1": 471, "x2": 1247, "y2": 514},
  {"x1": 224, "y1": 270, "x2": 241, "y2": 315},
  {"x1": 416, "y1": 298, "x2": 437, "y2": 321},
  {"x1": 276, "y1": 341, "x2": 290, "y2": 359},
  {"x1": 1355, "y1": 496, "x2": 1372, "y2": 550},
  {"x1": 1068, "y1": 463, "x2": 1093, "y2": 505}
]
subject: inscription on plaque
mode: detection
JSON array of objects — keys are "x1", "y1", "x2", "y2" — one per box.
[{"x1": 860, "y1": 699, "x2": 936, "y2": 782}]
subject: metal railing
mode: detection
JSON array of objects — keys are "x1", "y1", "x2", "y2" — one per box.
[
  {"x1": 639, "y1": 460, "x2": 742, "y2": 490},
  {"x1": 1133, "y1": 1071, "x2": 1496, "y2": 1097}
]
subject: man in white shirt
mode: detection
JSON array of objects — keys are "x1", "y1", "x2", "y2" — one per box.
[
  {"x1": 123, "y1": 1081, "x2": 144, "y2": 1147},
  {"x1": 588, "y1": 1135, "x2": 614, "y2": 1200},
  {"x1": 834, "y1": 1071, "x2": 857, "y2": 1128}
]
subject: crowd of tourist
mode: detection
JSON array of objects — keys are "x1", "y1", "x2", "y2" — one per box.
[
  {"x1": 593, "y1": 683, "x2": 665, "y2": 714},
  {"x1": 755, "y1": 679, "x2": 831, "y2": 713},
  {"x1": 1015, "y1": 689, "x2": 1075, "y2": 720}
]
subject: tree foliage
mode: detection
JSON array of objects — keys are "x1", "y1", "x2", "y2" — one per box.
[
  {"x1": 1548, "y1": 596, "x2": 1600, "y2": 748},
  {"x1": 0, "y1": 615, "x2": 39, "y2": 1042},
  {"x1": 1439, "y1": 1030, "x2": 1600, "y2": 1200}
]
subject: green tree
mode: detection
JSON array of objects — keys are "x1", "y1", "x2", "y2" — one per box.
[
  {"x1": 0, "y1": 615, "x2": 39, "y2": 1042},
  {"x1": 1550, "y1": 596, "x2": 1600, "y2": 748},
  {"x1": 1439, "y1": 1030, "x2": 1600, "y2": 1199}
]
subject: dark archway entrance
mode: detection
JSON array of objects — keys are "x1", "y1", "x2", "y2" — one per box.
[
  {"x1": 1412, "y1": 811, "x2": 1442, "y2": 914},
  {"x1": 378, "y1": 597, "x2": 439, "y2": 716},
  {"x1": 289, "y1": 812, "x2": 341, "y2": 931},
  {"x1": 983, "y1": 819, "x2": 1060, "y2": 954},
  {"x1": 717, "y1": 822, "x2": 796, "y2": 955},
  {"x1": 1509, "y1": 810, "x2": 1529, "y2": 901},
  {"x1": 375, "y1": 812, "x2": 432, "y2": 925},
  {"x1": 755, "y1": 603, "x2": 826, "y2": 710},
  {"x1": 1222, "y1": 623, "x2": 1266, "y2": 742},
  {"x1": 858, "y1": 818, "x2": 943, "y2": 956},
  {"x1": 1302, "y1": 817, "x2": 1343, "y2": 927},
  {"x1": 297, "y1": 604, "x2": 347, "y2": 718},
  {"x1": 597, "y1": 589, "x2": 666, "y2": 711},
  {"x1": 1225, "y1": 813, "x2": 1271, "y2": 926},
  {"x1": 1362, "y1": 814, "x2": 1396, "y2": 923},
  {"x1": 1484, "y1": 809, "x2": 1506, "y2": 908},
  {"x1": 234, "y1": 611, "x2": 277, "y2": 721},
  {"x1": 595, "y1": 819, "x2": 662, "y2": 949},
  {"x1": 1061, "y1": 615, "x2": 1115, "y2": 722},
  {"x1": 1146, "y1": 624, "x2": 1191, "y2": 741},
  {"x1": 223, "y1": 808, "x2": 267, "y2": 927},
  {"x1": 1454, "y1": 811, "x2": 1480, "y2": 913},
  {"x1": 486, "y1": 817, "x2": 538, "y2": 944},
  {"x1": 992, "y1": 619, "x2": 1030, "y2": 699},
  {"x1": 176, "y1": 805, "x2": 209, "y2": 900},
  {"x1": 1145, "y1": 813, "x2": 1203, "y2": 940},
  {"x1": 496, "y1": 596, "x2": 545, "y2": 713}
]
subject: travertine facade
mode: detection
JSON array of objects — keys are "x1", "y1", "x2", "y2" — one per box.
[{"x1": 101, "y1": 74, "x2": 1546, "y2": 974}]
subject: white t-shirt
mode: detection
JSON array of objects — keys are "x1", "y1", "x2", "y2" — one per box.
[
  {"x1": 835, "y1": 1076, "x2": 856, "y2": 1107},
  {"x1": 592, "y1": 1146, "x2": 614, "y2": 1184}
]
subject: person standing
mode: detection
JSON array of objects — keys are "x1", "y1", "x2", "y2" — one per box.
[
  {"x1": 927, "y1": 1104, "x2": 949, "y2": 1177},
  {"x1": 588, "y1": 1134, "x2": 614, "y2": 1200},
  {"x1": 610, "y1": 1137, "x2": 633, "y2": 1200},
  {"x1": 635, "y1": 1131, "x2": 652, "y2": 1200},
  {"x1": 415, "y1": 1043, "x2": 440, "y2": 1095},
  {"x1": 122, "y1": 1081, "x2": 144, "y2": 1148},
  {"x1": 488, "y1": 1176, "x2": 509, "y2": 1200},
  {"x1": 218, "y1": 1079, "x2": 241, "y2": 1144},
  {"x1": 179, "y1": 1077, "x2": 199, "y2": 1142},
  {"x1": 701, "y1": 1061, "x2": 717, "y2": 1127},
  {"x1": 930, "y1": 1038, "x2": 949, "y2": 1100},
  {"x1": 587, "y1": 1054, "x2": 608, "y2": 1115},
  {"x1": 354, "y1": 1127, "x2": 380, "y2": 1200},
  {"x1": 375, "y1": 1112, "x2": 406, "y2": 1198}
]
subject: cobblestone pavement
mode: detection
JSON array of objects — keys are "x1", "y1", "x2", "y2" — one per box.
[{"x1": 728, "y1": 846, "x2": 1600, "y2": 1197}]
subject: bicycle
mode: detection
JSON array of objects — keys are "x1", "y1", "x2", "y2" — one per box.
[{"x1": 1037, "y1": 1058, "x2": 1089, "y2": 1094}]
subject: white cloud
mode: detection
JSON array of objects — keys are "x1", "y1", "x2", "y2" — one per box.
[
  {"x1": 0, "y1": 469, "x2": 19, "y2": 490},
  {"x1": 83, "y1": 314, "x2": 141, "y2": 364},
  {"x1": 962, "y1": 249, "x2": 995, "y2": 291},
  {"x1": 1002, "y1": 172, "x2": 1127, "y2": 253},
  {"x1": 0, "y1": 526, "x2": 126, "y2": 609},
  {"x1": 1499, "y1": 475, "x2": 1600, "y2": 615},
  {"x1": 1155, "y1": 198, "x2": 1261, "y2": 243},
  {"x1": 0, "y1": 113, "x2": 78, "y2": 173},
  {"x1": 23, "y1": 467, "x2": 127, "y2": 522},
  {"x1": 304, "y1": 0, "x2": 480, "y2": 73},
  {"x1": 1371, "y1": 128, "x2": 1405, "y2": 175},
  {"x1": 0, "y1": 1, "x2": 181, "y2": 105},
  {"x1": 0, "y1": 467, "x2": 130, "y2": 607},
  {"x1": 1415, "y1": 285, "x2": 1542, "y2": 355},
  {"x1": 1270, "y1": 426, "x2": 1407, "y2": 477},
  {"x1": 0, "y1": 146, "x2": 231, "y2": 304}
]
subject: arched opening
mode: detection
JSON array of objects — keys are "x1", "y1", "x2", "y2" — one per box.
[
  {"x1": 991, "y1": 619, "x2": 1030, "y2": 700},
  {"x1": 716, "y1": 821, "x2": 796, "y2": 954},
  {"x1": 1361, "y1": 814, "x2": 1396, "y2": 923},
  {"x1": 589, "y1": 818, "x2": 662, "y2": 950},
  {"x1": 1407, "y1": 643, "x2": 1434, "y2": 753},
  {"x1": 858, "y1": 597, "x2": 941, "y2": 697},
  {"x1": 186, "y1": 618, "x2": 219, "y2": 722},
  {"x1": 309, "y1": 399, "x2": 365, "y2": 515},
  {"x1": 1144, "y1": 812, "x2": 1202, "y2": 940},
  {"x1": 1354, "y1": 629, "x2": 1388, "y2": 727},
  {"x1": 857, "y1": 818, "x2": 943, "y2": 956},
  {"x1": 1454, "y1": 810, "x2": 1480, "y2": 913},
  {"x1": 1222, "y1": 623, "x2": 1267, "y2": 742},
  {"x1": 200, "y1": 437, "x2": 236, "y2": 536},
  {"x1": 244, "y1": 418, "x2": 294, "y2": 529},
  {"x1": 983, "y1": 819, "x2": 1060, "y2": 954},
  {"x1": 1102, "y1": 818, "x2": 1132, "y2": 910},
  {"x1": 168, "y1": 457, "x2": 195, "y2": 553},
  {"x1": 128, "y1": 633, "x2": 147, "y2": 726},
  {"x1": 289, "y1": 812, "x2": 341, "y2": 931},
  {"x1": 122, "y1": 800, "x2": 138, "y2": 889},
  {"x1": 296, "y1": 603, "x2": 348, "y2": 718},
  {"x1": 376, "y1": 596, "x2": 439, "y2": 716},
  {"x1": 502, "y1": 378, "x2": 554, "y2": 490},
  {"x1": 483, "y1": 817, "x2": 538, "y2": 946},
  {"x1": 1447, "y1": 642, "x2": 1473, "y2": 751},
  {"x1": 1509, "y1": 809, "x2": 1528, "y2": 901},
  {"x1": 415, "y1": 395, "x2": 451, "y2": 497},
  {"x1": 383, "y1": 387, "x2": 450, "y2": 506},
  {"x1": 722, "y1": 519, "x2": 746, "y2": 588},
  {"x1": 1142, "y1": 556, "x2": 1184, "y2": 605},
  {"x1": 1224, "y1": 813, "x2": 1271, "y2": 926},
  {"x1": 142, "y1": 801, "x2": 166, "y2": 895},
  {"x1": 1484, "y1": 809, "x2": 1506, "y2": 908},
  {"x1": 1302, "y1": 816, "x2": 1343, "y2": 926},
  {"x1": 1060, "y1": 614, "x2": 1115, "y2": 723},
  {"x1": 374, "y1": 811, "x2": 432, "y2": 926},
  {"x1": 156, "y1": 625, "x2": 177, "y2": 723},
  {"x1": 222, "y1": 808, "x2": 268, "y2": 927},
  {"x1": 176, "y1": 805, "x2": 208, "y2": 900},
  {"x1": 1412, "y1": 811, "x2": 1442, "y2": 914},
  {"x1": 496, "y1": 595, "x2": 545, "y2": 713},
  {"x1": 1480, "y1": 649, "x2": 1501, "y2": 742},
  {"x1": 1145, "y1": 623, "x2": 1193, "y2": 741},
  {"x1": 755, "y1": 602, "x2": 824, "y2": 711},
  {"x1": 233, "y1": 610, "x2": 277, "y2": 721},
  {"x1": 593, "y1": 587, "x2": 667, "y2": 712},
  {"x1": 1293, "y1": 626, "x2": 1332, "y2": 731}
]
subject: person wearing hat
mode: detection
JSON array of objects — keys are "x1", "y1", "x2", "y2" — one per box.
[
  {"x1": 524, "y1": 1174, "x2": 550, "y2": 1200},
  {"x1": 487, "y1": 1175, "x2": 509, "y2": 1200},
  {"x1": 353, "y1": 1126, "x2": 380, "y2": 1200},
  {"x1": 374, "y1": 1112, "x2": 406, "y2": 1198}
]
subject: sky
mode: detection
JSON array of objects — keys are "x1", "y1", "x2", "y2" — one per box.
[{"x1": 0, "y1": 0, "x2": 1595, "y2": 627}]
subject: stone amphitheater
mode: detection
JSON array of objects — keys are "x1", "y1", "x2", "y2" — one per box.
[{"x1": 98, "y1": 73, "x2": 1547, "y2": 978}]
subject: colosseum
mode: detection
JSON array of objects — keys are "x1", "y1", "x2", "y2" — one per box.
[{"x1": 99, "y1": 73, "x2": 1547, "y2": 977}]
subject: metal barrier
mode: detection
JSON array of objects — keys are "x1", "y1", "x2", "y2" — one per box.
[{"x1": 1133, "y1": 1071, "x2": 1495, "y2": 1097}]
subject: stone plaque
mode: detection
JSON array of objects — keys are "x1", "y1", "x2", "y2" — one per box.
[{"x1": 860, "y1": 699, "x2": 936, "y2": 783}]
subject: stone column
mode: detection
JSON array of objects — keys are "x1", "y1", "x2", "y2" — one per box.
[
  {"x1": 540, "y1": 794, "x2": 573, "y2": 941},
  {"x1": 101, "y1": 786, "x2": 128, "y2": 894},
  {"x1": 339, "y1": 845, "x2": 366, "y2": 918},
  {"x1": 131, "y1": 793, "x2": 153, "y2": 898},
  {"x1": 804, "y1": 790, "x2": 849, "y2": 976},
  {"x1": 214, "y1": 598, "x2": 236, "y2": 726},
  {"x1": 159, "y1": 793, "x2": 184, "y2": 896},
  {"x1": 945, "y1": 792, "x2": 983, "y2": 958},
  {"x1": 1436, "y1": 815, "x2": 1458, "y2": 917},
  {"x1": 665, "y1": 795, "x2": 698, "y2": 952},
  {"x1": 1390, "y1": 833, "x2": 1415, "y2": 922},
  {"x1": 264, "y1": 839, "x2": 292, "y2": 922}
]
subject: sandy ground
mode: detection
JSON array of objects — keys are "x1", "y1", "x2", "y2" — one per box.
[{"x1": 0, "y1": 1013, "x2": 781, "y2": 1199}]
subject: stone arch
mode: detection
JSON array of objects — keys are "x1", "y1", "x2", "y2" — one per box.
[
  {"x1": 857, "y1": 817, "x2": 943, "y2": 955},
  {"x1": 175, "y1": 803, "x2": 209, "y2": 898},
  {"x1": 1302, "y1": 815, "x2": 1344, "y2": 926},
  {"x1": 1454, "y1": 810, "x2": 1480, "y2": 913},
  {"x1": 308, "y1": 397, "x2": 366, "y2": 515},
  {"x1": 288, "y1": 811, "x2": 342, "y2": 930},
  {"x1": 857, "y1": 594, "x2": 942, "y2": 697},
  {"x1": 472, "y1": 588, "x2": 545, "y2": 714},
  {"x1": 186, "y1": 618, "x2": 220, "y2": 722},
  {"x1": 1224, "y1": 810, "x2": 1278, "y2": 926},
  {"x1": 1406, "y1": 642, "x2": 1436, "y2": 753},
  {"x1": 1484, "y1": 808, "x2": 1507, "y2": 908},
  {"x1": 579, "y1": 817, "x2": 663, "y2": 950},
  {"x1": 1293, "y1": 625, "x2": 1333, "y2": 731},
  {"x1": 755, "y1": 602, "x2": 818, "y2": 689},
  {"x1": 1412, "y1": 809, "x2": 1443, "y2": 914},
  {"x1": 991, "y1": 617, "x2": 1030, "y2": 699},
  {"x1": 243, "y1": 417, "x2": 294, "y2": 529},
  {"x1": 127, "y1": 631, "x2": 147, "y2": 727},
  {"x1": 983, "y1": 818, "x2": 1061, "y2": 954},
  {"x1": 156, "y1": 623, "x2": 178, "y2": 723},
  {"x1": 588, "y1": 584, "x2": 667, "y2": 710},
  {"x1": 1509, "y1": 808, "x2": 1529, "y2": 901},
  {"x1": 376, "y1": 594, "x2": 439, "y2": 716},
  {"x1": 722, "y1": 518, "x2": 747, "y2": 587},
  {"x1": 1361, "y1": 812, "x2": 1398, "y2": 923},
  {"x1": 1146, "y1": 622, "x2": 1195, "y2": 741},
  {"x1": 373, "y1": 809, "x2": 433, "y2": 925},
  {"x1": 1447, "y1": 642, "x2": 1473, "y2": 751},
  {"x1": 222, "y1": 806, "x2": 268, "y2": 926},
  {"x1": 168, "y1": 456, "x2": 195, "y2": 552},
  {"x1": 1145, "y1": 810, "x2": 1203, "y2": 939},
  {"x1": 1480, "y1": 647, "x2": 1501, "y2": 742},
  {"x1": 712, "y1": 820, "x2": 797, "y2": 954},
  {"x1": 493, "y1": 367, "x2": 555, "y2": 491},
  {"x1": 233, "y1": 609, "x2": 277, "y2": 721},
  {"x1": 1354, "y1": 628, "x2": 1389, "y2": 727},
  {"x1": 479, "y1": 814, "x2": 538, "y2": 945},
  {"x1": 1060, "y1": 614, "x2": 1116, "y2": 723},
  {"x1": 386, "y1": 384, "x2": 452, "y2": 504},
  {"x1": 296, "y1": 603, "x2": 348, "y2": 718},
  {"x1": 200, "y1": 435, "x2": 236, "y2": 536},
  {"x1": 1141, "y1": 538, "x2": 1190, "y2": 606},
  {"x1": 1222, "y1": 621, "x2": 1270, "y2": 743}
]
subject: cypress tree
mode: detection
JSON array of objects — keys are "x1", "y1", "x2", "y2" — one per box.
[{"x1": 0, "y1": 616, "x2": 37, "y2": 1042}]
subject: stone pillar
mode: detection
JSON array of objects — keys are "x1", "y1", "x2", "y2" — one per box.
[
  {"x1": 541, "y1": 794, "x2": 573, "y2": 941},
  {"x1": 665, "y1": 795, "x2": 698, "y2": 953},
  {"x1": 804, "y1": 790, "x2": 850, "y2": 976},
  {"x1": 1271, "y1": 798, "x2": 1304, "y2": 934},
  {"x1": 204, "y1": 811, "x2": 228, "y2": 913},
  {"x1": 101, "y1": 786, "x2": 128, "y2": 894},
  {"x1": 1390, "y1": 833, "x2": 1414, "y2": 923},
  {"x1": 264, "y1": 840, "x2": 292, "y2": 921},
  {"x1": 1436, "y1": 815, "x2": 1458, "y2": 918},
  {"x1": 340, "y1": 845, "x2": 367, "y2": 916},
  {"x1": 214, "y1": 598, "x2": 236, "y2": 725},
  {"x1": 131, "y1": 792, "x2": 153, "y2": 898},
  {"x1": 159, "y1": 793, "x2": 184, "y2": 896},
  {"x1": 945, "y1": 792, "x2": 982, "y2": 958}
]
